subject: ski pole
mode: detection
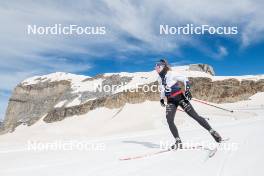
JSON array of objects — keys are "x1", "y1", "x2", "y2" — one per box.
[{"x1": 192, "y1": 98, "x2": 234, "y2": 113}]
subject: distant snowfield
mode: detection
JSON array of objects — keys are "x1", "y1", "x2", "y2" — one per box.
[{"x1": 0, "y1": 92, "x2": 264, "y2": 176}]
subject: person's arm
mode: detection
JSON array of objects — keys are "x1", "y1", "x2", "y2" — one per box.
[
  {"x1": 158, "y1": 77, "x2": 166, "y2": 106},
  {"x1": 173, "y1": 75, "x2": 189, "y2": 91},
  {"x1": 173, "y1": 75, "x2": 192, "y2": 100}
]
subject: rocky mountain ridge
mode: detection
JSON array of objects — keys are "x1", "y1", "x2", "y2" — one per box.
[{"x1": 1, "y1": 64, "x2": 264, "y2": 133}]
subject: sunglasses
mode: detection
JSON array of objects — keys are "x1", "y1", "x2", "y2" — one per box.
[{"x1": 155, "y1": 63, "x2": 165, "y2": 71}]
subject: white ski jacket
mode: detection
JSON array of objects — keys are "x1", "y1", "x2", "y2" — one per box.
[{"x1": 157, "y1": 71, "x2": 189, "y2": 99}]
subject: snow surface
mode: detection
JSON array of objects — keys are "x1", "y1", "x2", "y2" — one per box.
[
  {"x1": 22, "y1": 72, "x2": 89, "y2": 85},
  {"x1": 0, "y1": 93, "x2": 264, "y2": 176}
]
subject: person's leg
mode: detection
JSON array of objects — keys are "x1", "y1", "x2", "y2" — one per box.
[
  {"x1": 178, "y1": 97, "x2": 212, "y2": 131},
  {"x1": 166, "y1": 101, "x2": 182, "y2": 149},
  {"x1": 165, "y1": 102, "x2": 179, "y2": 138},
  {"x1": 178, "y1": 95, "x2": 222, "y2": 142}
]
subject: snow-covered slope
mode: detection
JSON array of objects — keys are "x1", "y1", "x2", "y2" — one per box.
[{"x1": 0, "y1": 93, "x2": 264, "y2": 176}]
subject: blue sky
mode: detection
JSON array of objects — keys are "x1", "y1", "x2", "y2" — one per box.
[
  {"x1": 83, "y1": 41, "x2": 264, "y2": 76},
  {"x1": 0, "y1": 0, "x2": 264, "y2": 120}
]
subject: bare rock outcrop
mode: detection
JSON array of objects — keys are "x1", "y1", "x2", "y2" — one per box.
[
  {"x1": 2, "y1": 80, "x2": 71, "y2": 132},
  {"x1": 189, "y1": 64, "x2": 215, "y2": 76},
  {"x1": 189, "y1": 77, "x2": 264, "y2": 103}
]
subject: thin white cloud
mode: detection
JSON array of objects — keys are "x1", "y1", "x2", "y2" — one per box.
[{"x1": 216, "y1": 46, "x2": 228, "y2": 58}]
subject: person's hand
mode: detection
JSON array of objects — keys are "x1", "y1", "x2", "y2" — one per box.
[
  {"x1": 184, "y1": 90, "x2": 192, "y2": 100},
  {"x1": 160, "y1": 99, "x2": 166, "y2": 107},
  {"x1": 185, "y1": 81, "x2": 192, "y2": 100}
]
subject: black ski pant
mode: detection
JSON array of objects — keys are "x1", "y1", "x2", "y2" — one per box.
[{"x1": 166, "y1": 94, "x2": 212, "y2": 139}]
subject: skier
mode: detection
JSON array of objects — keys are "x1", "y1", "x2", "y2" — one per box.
[{"x1": 156, "y1": 59, "x2": 222, "y2": 150}]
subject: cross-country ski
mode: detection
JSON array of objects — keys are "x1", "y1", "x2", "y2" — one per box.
[{"x1": 120, "y1": 138, "x2": 230, "y2": 161}]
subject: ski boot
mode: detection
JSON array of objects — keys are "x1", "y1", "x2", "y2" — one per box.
[
  {"x1": 170, "y1": 137, "x2": 183, "y2": 150},
  {"x1": 210, "y1": 129, "x2": 222, "y2": 143}
]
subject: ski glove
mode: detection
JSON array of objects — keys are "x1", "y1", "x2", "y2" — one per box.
[
  {"x1": 160, "y1": 99, "x2": 166, "y2": 107},
  {"x1": 184, "y1": 90, "x2": 192, "y2": 100},
  {"x1": 185, "y1": 81, "x2": 192, "y2": 100}
]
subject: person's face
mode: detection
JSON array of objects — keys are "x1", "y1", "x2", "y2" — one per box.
[{"x1": 155, "y1": 64, "x2": 164, "y2": 73}]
